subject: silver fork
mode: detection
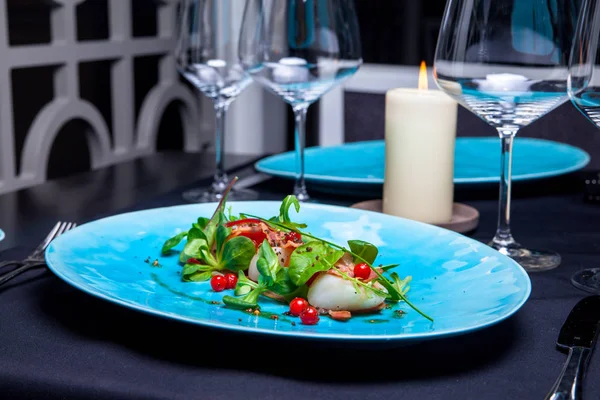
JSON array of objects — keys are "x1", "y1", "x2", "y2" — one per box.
[{"x1": 0, "y1": 221, "x2": 77, "y2": 286}]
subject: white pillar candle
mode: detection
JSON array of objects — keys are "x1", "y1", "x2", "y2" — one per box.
[{"x1": 383, "y1": 88, "x2": 458, "y2": 224}]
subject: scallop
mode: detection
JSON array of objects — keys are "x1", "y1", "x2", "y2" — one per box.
[
  {"x1": 248, "y1": 253, "x2": 260, "y2": 281},
  {"x1": 247, "y1": 246, "x2": 295, "y2": 282},
  {"x1": 307, "y1": 274, "x2": 386, "y2": 311}
]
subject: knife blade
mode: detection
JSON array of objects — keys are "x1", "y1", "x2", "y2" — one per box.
[{"x1": 545, "y1": 295, "x2": 600, "y2": 400}]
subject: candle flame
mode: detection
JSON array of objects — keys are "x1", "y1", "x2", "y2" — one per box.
[{"x1": 418, "y1": 61, "x2": 428, "y2": 90}]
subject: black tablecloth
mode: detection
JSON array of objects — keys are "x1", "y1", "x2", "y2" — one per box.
[{"x1": 1, "y1": 166, "x2": 600, "y2": 400}]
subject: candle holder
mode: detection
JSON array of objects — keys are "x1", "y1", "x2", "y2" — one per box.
[{"x1": 350, "y1": 200, "x2": 479, "y2": 234}]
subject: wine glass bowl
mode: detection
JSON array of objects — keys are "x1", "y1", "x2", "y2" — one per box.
[
  {"x1": 434, "y1": 0, "x2": 580, "y2": 271},
  {"x1": 176, "y1": 0, "x2": 258, "y2": 202},
  {"x1": 568, "y1": 0, "x2": 600, "y2": 293},
  {"x1": 239, "y1": 0, "x2": 362, "y2": 201}
]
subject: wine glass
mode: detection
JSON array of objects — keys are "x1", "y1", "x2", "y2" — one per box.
[
  {"x1": 175, "y1": 0, "x2": 258, "y2": 202},
  {"x1": 238, "y1": 0, "x2": 362, "y2": 201},
  {"x1": 568, "y1": 0, "x2": 600, "y2": 292},
  {"x1": 434, "y1": 0, "x2": 580, "y2": 271}
]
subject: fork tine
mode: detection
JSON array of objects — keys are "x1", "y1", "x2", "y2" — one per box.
[
  {"x1": 55, "y1": 222, "x2": 77, "y2": 239},
  {"x1": 31, "y1": 222, "x2": 63, "y2": 255},
  {"x1": 62, "y1": 223, "x2": 75, "y2": 235},
  {"x1": 53, "y1": 222, "x2": 70, "y2": 242}
]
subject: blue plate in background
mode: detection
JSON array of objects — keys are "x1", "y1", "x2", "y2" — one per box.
[
  {"x1": 0, "y1": 229, "x2": 4, "y2": 242},
  {"x1": 255, "y1": 138, "x2": 590, "y2": 195},
  {"x1": 45, "y1": 201, "x2": 531, "y2": 343}
]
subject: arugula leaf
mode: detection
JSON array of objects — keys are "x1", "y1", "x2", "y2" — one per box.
[
  {"x1": 348, "y1": 240, "x2": 378, "y2": 265},
  {"x1": 277, "y1": 195, "x2": 307, "y2": 229},
  {"x1": 380, "y1": 264, "x2": 400, "y2": 271},
  {"x1": 220, "y1": 236, "x2": 256, "y2": 271},
  {"x1": 161, "y1": 232, "x2": 187, "y2": 254},
  {"x1": 279, "y1": 195, "x2": 300, "y2": 223},
  {"x1": 227, "y1": 206, "x2": 239, "y2": 222},
  {"x1": 256, "y1": 240, "x2": 280, "y2": 285},
  {"x1": 390, "y1": 272, "x2": 411, "y2": 296},
  {"x1": 288, "y1": 241, "x2": 344, "y2": 286},
  {"x1": 215, "y1": 225, "x2": 231, "y2": 255}
]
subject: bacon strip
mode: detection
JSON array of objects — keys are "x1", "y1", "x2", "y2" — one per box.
[
  {"x1": 351, "y1": 302, "x2": 387, "y2": 314},
  {"x1": 328, "y1": 310, "x2": 352, "y2": 321}
]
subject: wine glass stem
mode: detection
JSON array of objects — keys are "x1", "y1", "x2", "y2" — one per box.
[
  {"x1": 492, "y1": 130, "x2": 518, "y2": 248},
  {"x1": 293, "y1": 104, "x2": 309, "y2": 201},
  {"x1": 213, "y1": 103, "x2": 230, "y2": 194}
]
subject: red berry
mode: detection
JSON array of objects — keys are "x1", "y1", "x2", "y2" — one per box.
[
  {"x1": 224, "y1": 272, "x2": 238, "y2": 289},
  {"x1": 299, "y1": 306, "x2": 320, "y2": 325},
  {"x1": 289, "y1": 297, "x2": 309, "y2": 316},
  {"x1": 354, "y1": 263, "x2": 371, "y2": 280},
  {"x1": 210, "y1": 275, "x2": 227, "y2": 292}
]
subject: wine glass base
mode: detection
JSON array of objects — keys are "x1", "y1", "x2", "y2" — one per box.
[
  {"x1": 182, "y1": 187, "x2": 259, "y2": 203},
  {"x1": 571, "y1": 268, "x2": 600, "y2": 294},
  {"x1": 294, "y1": 185, "x2": 310, "y2": 202},
  {"x1": 489, "y1": 241, "x2": 561, "y2": 272}
]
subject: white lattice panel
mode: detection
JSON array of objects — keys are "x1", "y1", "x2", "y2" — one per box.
[{"x1": 0, "y1": 0, "x2": 205, "y2": 194}]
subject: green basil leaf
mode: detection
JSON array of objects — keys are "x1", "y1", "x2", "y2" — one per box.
[
  {"x1": 216, "y1": 225, "x2": 231, "y2": 255},
  {"x1": 270, "y1": 268, "x2": 298, "y2": 296},
  {"x1": 179, "y1": 238, "x2": 209, "y2": 264},
  {"x1": 348, "y1": 240, "x2": 378, "y2": 265},
  {"x1": 182, "y1": 262, "x2": 211, "y2": 276},
  {"x1": 161, "y1": 232, "x2": 187, "y2": 254},
  {"x1": 288, "y1": 241, "x2": 344, "y2": 286},
  {"x1": 220, "y1": 235, "x2": 256, "y2": 271},
  {"x1": 222, "y1": 295, "x2": 258, "y2": 309},
  {"x1": 235, "y1": 270, "x2": 258, "y2": 289},
  {"x1": 256, "y1": 240, "x2": 280, "y2": 285},
  {"x1": 223, "y1": 286, "x2": 266, "y2": 309},
  {"x1": 234, "y1": 284, "x2": 252, "y2": 296},
  {"x1": 188, "y1": 227, "x2": 208, "y2": 242},
  {"x1": 196, "y1": 217, "x2": 210, "y2": 230},
  {"x1": 280, "y1": 283, "x2": 309, "y2": 303},
  {"x1": 184, "y1": 270, "x2": 213, "y2": 282},
  {"x1": 204, "y1": 211, "x2": 226, "y2": 249}
]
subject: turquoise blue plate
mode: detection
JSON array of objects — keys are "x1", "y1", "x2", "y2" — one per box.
[
  {"x1": 45, "y1": 202, "x2": 531, "y2": 342},
  {"x1": 0, "y1": 229, "x2": 4, "y2": 242},
  {"x1": 255, "y1": 138, "x2": 590, "y2": 195}
]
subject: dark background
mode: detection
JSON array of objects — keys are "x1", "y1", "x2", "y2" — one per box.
[{"x1": 6, "y1": 0, "x2": 600, "y2": 183}]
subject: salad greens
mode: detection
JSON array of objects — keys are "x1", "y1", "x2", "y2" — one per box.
[{"x1": 161, "y1": 177, "x2": 432, "y2": 322}]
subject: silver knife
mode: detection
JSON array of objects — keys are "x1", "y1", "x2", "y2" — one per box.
[{"x1": 545, "y1": 295, "x2": 600, "y2": 400}]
